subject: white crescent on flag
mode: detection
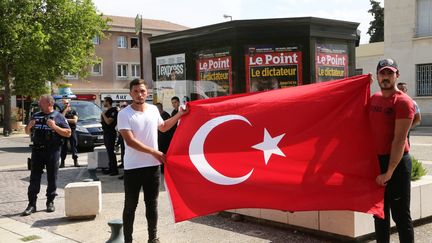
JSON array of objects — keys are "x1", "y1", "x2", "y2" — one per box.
[{"x1": 188, "y1": 115, "x2": 255, "y2": 185}]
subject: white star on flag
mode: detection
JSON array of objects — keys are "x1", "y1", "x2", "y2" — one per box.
[{"x1": 252, "y1": 128, "x2": 286, "y2": 165}]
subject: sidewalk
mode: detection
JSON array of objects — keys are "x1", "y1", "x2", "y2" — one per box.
[
  {"x1": 0, "y1": 216, "x2": 76, "y2": 243},
  {"x1": 3, "y1": 164, "x2": 335, "y2": 243}
]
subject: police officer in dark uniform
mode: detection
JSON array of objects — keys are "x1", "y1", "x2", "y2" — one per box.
[
  {"x1": 60, "y1": 98, "x2": 79, "y2": 167},
  {"x1": 22, "y1": 95, "x2": 71, "y2": 216},
  {"x1": 101, "y1": 97, "x2": 119, "y2": 176}
]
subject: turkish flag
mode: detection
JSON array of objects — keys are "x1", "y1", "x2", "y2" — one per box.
[{"x1": 165, "y1": 74, "x2": 384, "y2": 222}]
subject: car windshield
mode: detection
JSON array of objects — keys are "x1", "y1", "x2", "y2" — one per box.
[{"x1": 70, "y1": 101, "x2": 101, "y2": 121}]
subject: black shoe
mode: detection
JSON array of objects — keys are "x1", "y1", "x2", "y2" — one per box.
[
  {"x1": 118, "y1": 175, "x2": 124, "y2": 180},
  {"x1": 109, "y1": 171, "x2": 119, "y2": 176},
  {"x1": 73, "y1": 158, "x2": 80, "y2": 167},
  {"x1": 59, "y1": 161, "x2": 65, "y2": 168},
  {"x1": 103, "y1": 170, "x2": 112, "y2": 175},
  {"x1": 22, "y1": 205, "x2": 36, "y2": 216},
  {"x1": 148, "y1": 238, "x2": 160, "y2": 243},
  {"x1": 46, "y1": 202, "x2": 55, "y2": 213}
]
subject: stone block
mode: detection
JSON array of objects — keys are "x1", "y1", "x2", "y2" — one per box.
[
  {"x1": 319, "y1": 211, "x2": 355, "y2": 237},
  {"x1": 410, "y1": 182, "x2": 421, "y2": 221},
  {"x1": 65, "y1": 181, "x2": 102, "y2": 218},
  {"x1": 420, "y1": 175, "x2": 432, "y2": 218},
  {"x1": 319, "y1": 211, "x2": 375, "y2": 238},
  {"x1": 87, "y1": 146, "x2": 109, "y2": 169},
  {"x1": 287, "y1": 211, "x2": 319, "y2": 230},
  {"x1": 353, "y1": 212, "x2": 375, "y2": 237},
  {"x1": 235, "y1": 208, "x2": 260, "y2": 218},
  {"x1": 260, "y1": 209, "x2": 288, "y2": 224}
]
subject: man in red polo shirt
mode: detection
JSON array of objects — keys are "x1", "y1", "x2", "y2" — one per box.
[{"x1": 369, "y1": 58, "x2": 415, "y2": 243}]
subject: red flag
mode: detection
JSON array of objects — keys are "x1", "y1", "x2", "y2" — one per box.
[{"x1": 165, "y1": 74, "x2": 384, "y2": 222}]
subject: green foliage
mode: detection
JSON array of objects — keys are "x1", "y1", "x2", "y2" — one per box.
[
  {"x1": 0, "y1": 0, "x2": 109, "y2": 135},
  {"x1": 367, "y1": 0, "x2": 384, "y2": 43},
  {"x1": 0, "y1": 0, "x2": 109, "y2": 91},
  {"x1": 411, "y1": 156, "x2": 427, "y2": 181}
]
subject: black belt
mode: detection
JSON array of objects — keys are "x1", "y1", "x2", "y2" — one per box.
[{"x1": 33, "y1": 144, "x2": 47, "y2": 149}]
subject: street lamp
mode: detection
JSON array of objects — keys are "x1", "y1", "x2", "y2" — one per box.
[
  {"x1": 135, "y1": 14, "x2": 144, "y2": 79},
  {"x1": 223, "y1": 14, "x2": 232, "y2": 21}
]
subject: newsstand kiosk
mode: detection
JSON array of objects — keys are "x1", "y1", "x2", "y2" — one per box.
[{"x1": 149, "y1": 17, "x2": 359, "y2": 111}]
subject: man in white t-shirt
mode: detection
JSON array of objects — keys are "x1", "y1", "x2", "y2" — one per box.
[{"x1": 118, "y1": 78, "x2": 188, "y2": 243}]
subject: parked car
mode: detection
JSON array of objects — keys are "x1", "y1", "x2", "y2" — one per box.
[
  {"x1": 60, "y1": 100, "x2": 104, "y2": 151},
  {"x1": 28, "y1": 99, "x2": 104, "y2": 151}
]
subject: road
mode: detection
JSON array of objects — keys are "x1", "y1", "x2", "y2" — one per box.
[{"x1": 0, "y1": 134, "x2": 90, "y2": 170}]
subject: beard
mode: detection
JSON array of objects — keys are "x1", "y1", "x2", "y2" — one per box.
[{"x1": 379, "y1": 79, "x2": 394, "y2": 90}]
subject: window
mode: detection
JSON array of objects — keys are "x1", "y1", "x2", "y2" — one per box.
[
  {"x1": 130, "y1": 37, "x2": 139, "y2": 48},
  {"x1": 64, "y1": 72, "x2": 78, "y2": 79},
  {"x1": 131, "y1": 64, "x2": 140, "y2": 77},
  {"x1": 355, "y1": 68, "x2": 363, "y2": 76},
  {"x1": 117, "y1": 64, "x2": 128, "y2": 78},
  {"x1": 117, "y1": 36, "x2": 127, "y2": 48},
  {"x1": 417, "y1": 0, "x2": 432, "y2": 37},
  {"x1": 417, "y1": 63, "x2": 432, "y2": 96},
  {"x1": 92, "y1": 35, "x2": 100, "y2": 45},
  {"x1": 92, "y1": 63, "x2": 102, "y2": 76}
]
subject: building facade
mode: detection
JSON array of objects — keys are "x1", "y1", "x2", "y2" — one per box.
[
  {"x1": 356, "y1": 0, "x2": 432, "y2": 125},
  {"x1": 59, "y1": 15, "x2": 188, "y2": 106}
]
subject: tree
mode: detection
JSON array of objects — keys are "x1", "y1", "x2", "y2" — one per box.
[
  {"x1": 0, "y1": 0, "x2": 108, "y2": 136},
  {"x1": 367, "y1": 0, "x2": 384, "y2": 43}
]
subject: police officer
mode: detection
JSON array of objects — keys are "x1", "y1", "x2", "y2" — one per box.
[
  {"x1": 60, "y1": 98, "x2": 79, "y2": 167},
  {"x1": 101, "y1": 96, "x2": 119, "y2": 176},
  {"x1": 22, "y1": 95, "x2": 71, "y2": 216}
]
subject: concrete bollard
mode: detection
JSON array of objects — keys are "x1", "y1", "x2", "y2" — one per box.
[
  {"x1": 106, "y1": 219, "x2": 124, "y2": 243},
  {"x1": 65, "y1": 181, "x2": 102, "y2": 218},
  {"x1": 87, "y1": 146, "x2": 109, "y2": 169}
]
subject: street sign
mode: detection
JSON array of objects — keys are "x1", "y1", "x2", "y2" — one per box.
[{"x1": 135, "y1": 14, "x2": 142, "y2": 35}]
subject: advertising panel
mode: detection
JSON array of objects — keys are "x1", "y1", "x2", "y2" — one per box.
[
  {"x1": 315, "y1": 43, "x2": 348, "y2": 82},
  {"x1": 196, "y1": 49, "x2": 232, "y2": 98},
  {"x1": 245, "y1": 46, "x2": 302, "y2": 92},
  {"x1": 156, "y1": 53, "x2": 186, "y2": 81}
]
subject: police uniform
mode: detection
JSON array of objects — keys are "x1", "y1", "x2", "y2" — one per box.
[
  {"x1": 60, "y1": 108, "x2": 79, "y2": 167},
  {"x1": 28, "y1": 110, "x2": 70, "y2": 208},
  {"x1": 101, "y1": 107, "x2": 119, "y2": 175}
]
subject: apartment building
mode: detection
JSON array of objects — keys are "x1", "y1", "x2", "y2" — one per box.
[
  {"x1": 356, "y1": 0, "x2": 432, "y2": 125},
  {"x1": 62, "y1": 15, "x2": 188, "y2": 106}
]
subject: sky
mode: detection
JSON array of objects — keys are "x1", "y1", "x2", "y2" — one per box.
[{"x1": 92, "y1": 0, "x2": 384, "y2": 44}]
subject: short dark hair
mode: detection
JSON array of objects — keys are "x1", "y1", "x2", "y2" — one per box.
[
  {"x1": 129, "y1": 78, "x2": 147, "y2": 91},
  {"x1": 171, "y1": 96, "x2": 180, "y2": 102},
  {"x1": 104, "y1": 97, "x2": 113, "y2": 105}
]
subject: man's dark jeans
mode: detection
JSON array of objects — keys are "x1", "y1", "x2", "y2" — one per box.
[
  {"x1": 123, "y1": 166, "x2": 160, "y2": 243},
  {"x1": 374, "y1": 153, "x2": 414, "y2": 243}
]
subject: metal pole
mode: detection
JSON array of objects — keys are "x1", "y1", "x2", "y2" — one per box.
[{"x1": 139, "y1": 15, "x2": 144, "y2": 79}]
